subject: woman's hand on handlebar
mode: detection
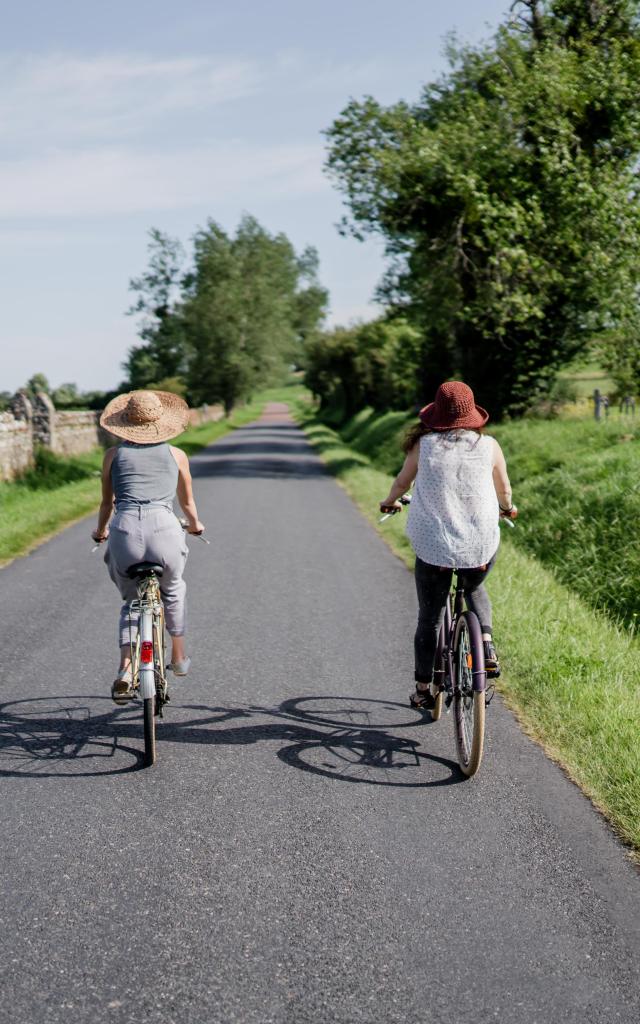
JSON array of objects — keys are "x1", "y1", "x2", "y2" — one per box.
[
  {"x1": 91, "y1": 528, "x2": 109, "y2": 544},
  {"x1": 379, "y1": 493, "x2": 412, "y2": 516},
  {"x1": 499, "y1": 504, "x2": 518, "y2": 521},
  {"x1": 186, "y1": 519, "x2": 205, "y2": 536},
  {"x1": 178, "y1": 517, "x2": 206, "y2": 536},
  {"x1": 380, "y1": 500, "x2": 402, "y2": 515}
]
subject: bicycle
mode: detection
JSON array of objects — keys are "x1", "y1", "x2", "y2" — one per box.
[
  {"x1": 379, "y1": 495, "x2": 514, "y2": 778},
  {"x1": 124, "y1": 559, "x2": 168, "y2": 767},
  {"x1": 93, "y1": 518, "x2": 207, "y2": 768}
]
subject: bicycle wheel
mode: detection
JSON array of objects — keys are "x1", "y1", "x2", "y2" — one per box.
[
  {"x1": 430, "y1": 596, "x2": 451, "y2": 722},
  {"x1": 452, "y1": 611, "x2": 485, "y2": 777},
  {"x1": 139, "y1": 604, "x2": 156, "y2": 767},
  {"x1": 143, "y1": 697, "x2": 156, "y2": 767}
]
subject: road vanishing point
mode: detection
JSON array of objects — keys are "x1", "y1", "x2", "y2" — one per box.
[{"x1": 0, "y1": 404, "x2": 638, "y2": 1024}]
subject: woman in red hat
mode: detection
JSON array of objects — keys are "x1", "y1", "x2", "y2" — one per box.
[{"x1": 379, "y1": 381, "x2": 517, "y2": 708}]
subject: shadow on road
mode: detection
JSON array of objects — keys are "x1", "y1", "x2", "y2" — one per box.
[
  {"x1": 187, "y1": 421, "x2": 366, "y2": 480},
  {"x1": 0, "y1": 694, "x2": 463, "y2": 786}
]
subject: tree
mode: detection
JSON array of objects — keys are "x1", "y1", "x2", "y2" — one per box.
[
  {"x1": 24, "y1": 373, "x2": 50, "y2": 400},
  {"x1": 124, "y1": 229, "x2": 187, "y2": 388},
  {"x1": 325, "y1": 1, "x2": 640, "y2": 416},
  {"x1": 52, "y1": 382, "x2": 80, "y2": 408},
  {"x1": 304, "y1": 317, "x2": 422, "y2": 418},
  {"x1": 184, "y1": 215, "x2": 327, "y2": 412}
]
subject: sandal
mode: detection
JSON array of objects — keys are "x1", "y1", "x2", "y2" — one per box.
[
  {"x1": 111, "y1": 667, "x2": 134, "y2": 705},
  {"x1": 410, "y1": 684, "x2": 436, "y2": 711}
]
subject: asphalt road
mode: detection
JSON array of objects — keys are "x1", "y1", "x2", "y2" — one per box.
[{"x1": 1, "y1": 405, "x2": 639, "y2": 1024}]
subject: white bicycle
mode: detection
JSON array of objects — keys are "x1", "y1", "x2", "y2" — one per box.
[{"x1": 95, "y1": 518, "x2": 208, "y2": 767}]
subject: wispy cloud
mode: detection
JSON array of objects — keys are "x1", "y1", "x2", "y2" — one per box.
[
  {"x1": 0, "y1": 53, "x2": 261, "y2": 147},
  {"x1": 0, "y1": 142, "x2": 327, "y2": 218}
]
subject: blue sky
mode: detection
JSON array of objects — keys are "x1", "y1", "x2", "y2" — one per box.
[{"x1": 1, "y1": 0, "x2": 510, "y2": 393}]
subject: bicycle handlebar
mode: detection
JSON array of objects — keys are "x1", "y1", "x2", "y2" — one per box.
[
  {"x1": 379, "y1": 494, "x2": 412, "y2": 522},
  {"x1": 178, "y1": 518, "x2": 210, "y2": 544},
  {"x1": 379, "y1": 493, "x2": 517, "y2": 527}
]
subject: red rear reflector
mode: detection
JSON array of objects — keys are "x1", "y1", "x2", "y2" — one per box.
[{"x1": 141, "y1": 641, "x2": 153, "y2": 664}]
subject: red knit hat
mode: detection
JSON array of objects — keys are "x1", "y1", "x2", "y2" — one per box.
[{"x1": 419, "y1": 381, "x2": 489, "y2": 430}]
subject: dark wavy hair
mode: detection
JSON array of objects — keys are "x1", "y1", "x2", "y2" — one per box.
[{"x1": 402, "y1": 422, "x2": 483, "y2": 454}]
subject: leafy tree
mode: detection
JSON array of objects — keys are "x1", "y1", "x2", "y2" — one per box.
[
  {"x1": 124, "y1": 229, "x2": 187, "y2": 387},
  {"x1": 52, "y1": 382, "x2": 80, "y2": 408},
  {"x1": 24, "y1": 373, "x2": 50, "y2": 400},
  {"x1": 304, "y1": 317, "x2": 422, "y2": 419},
  {"x1": 598, "y1": 329, "x2": 640, "y2": 395},
  {"x1": 124, "y1": 217, "x2": 327, "y2": 411},
  {"x1": 184, "y1": 215, "x2": 327, "y2": 412},
  {"x1": 145, "y1": 376, "x2": 188, "y2": 397},
  {"x1": 325, "y1": 0, "x2": 640, "y2": 416}
]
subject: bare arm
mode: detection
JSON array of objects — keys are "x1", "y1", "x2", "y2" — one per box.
[
  {"x1": 492, "y1": 439, "x2": 517, "y2": 516},
  {"x1": 93, "y1": 447, "x2": 116, "y2": 541},
  {"x1": 380, "y1": 445, "x2": 419, "y2": 510},
  {"x1": 171, "y1": 447, "x2": 205, "y2": 534}
]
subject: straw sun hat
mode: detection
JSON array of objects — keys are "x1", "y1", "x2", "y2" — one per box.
[{"x1": 100, "y1": 389, "x2": 190, "y2": 443}]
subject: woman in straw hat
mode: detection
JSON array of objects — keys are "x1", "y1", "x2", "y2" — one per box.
[
  {"x1": 92, "y1": 390, "x2": 205, "y2": 703},
  {"x1": 379, "y1": 381, "x2": 517, "y2": 709}
]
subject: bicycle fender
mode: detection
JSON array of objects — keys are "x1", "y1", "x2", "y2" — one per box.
[{"x1": 139, "y1": 609, "x2": 156, "y2": 700}]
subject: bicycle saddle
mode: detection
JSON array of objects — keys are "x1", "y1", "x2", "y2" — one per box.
[{"x1": 126, "y1": 561, "x2": 164, "y2": 579}]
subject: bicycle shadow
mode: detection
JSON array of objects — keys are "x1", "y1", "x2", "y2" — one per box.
[
  {"x1": 0, "y1": 694, "x2": 464, "y2": 786},
  {"x1": 0, "y1": 695, "x2": 146, "y2": 777}
]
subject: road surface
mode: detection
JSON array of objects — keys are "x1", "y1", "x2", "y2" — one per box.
[{"x1": 0, "y1": 404, "x2": 638, "y2": 1024}]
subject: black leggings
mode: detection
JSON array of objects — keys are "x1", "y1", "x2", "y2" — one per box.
[{"x1": 413, "y1": 554, "x2": 496, "y2": 685}]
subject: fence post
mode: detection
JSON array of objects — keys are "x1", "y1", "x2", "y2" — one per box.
[
  {"x1": 32, "y1": 391, "x2": 56, "y2": 449},
  {"x1": 9, "y1": 390, "x2": 33, "y2": 424},
  {"x1": 593, "y1": 388, "x2": 602, "y2": 421}
]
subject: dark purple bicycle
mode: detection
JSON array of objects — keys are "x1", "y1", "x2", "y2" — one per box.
[
  {"x1": 380, "y1": 495, "x2": 514, "y2": 777},
  {"x1": 428, "y1": 571, "x2": 487, "y2": 776}
]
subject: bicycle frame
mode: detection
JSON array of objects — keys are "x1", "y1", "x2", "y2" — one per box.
[
  {"x1": 441, "y1": 575, "x2": 487, "y2": 695},
  {"x1": 127, "y1": 575, "x2": 167, "y2": 705}
]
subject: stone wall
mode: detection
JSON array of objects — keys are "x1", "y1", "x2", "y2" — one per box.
[
  {"x1": 188, "y1": 404, "x2": 225, "y2": 428},
  {"x1": 54, "y1": 410, "x2": 107, "y2": 457},
  {"x1": 0, "y1": 392, "x2": 225, "y2": 481},
  {"x1": 0, "y1": 412, "x2": 33, "y2": 481}
]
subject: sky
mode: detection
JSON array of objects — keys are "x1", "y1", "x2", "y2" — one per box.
[{"x1": 1, "y1": 0, "x2": 511, "y2": 393}]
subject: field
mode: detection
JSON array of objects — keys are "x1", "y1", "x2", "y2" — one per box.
[{"x1": 293, "y1": 400, "x2": 640, "y2": 853}]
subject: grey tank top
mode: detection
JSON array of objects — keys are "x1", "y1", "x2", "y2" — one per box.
[{"x1": 111, "y1": 442, "x2": 179, "y2": 510}]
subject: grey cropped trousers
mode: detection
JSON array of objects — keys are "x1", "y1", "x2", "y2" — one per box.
[{"x1": 104, "y1": 506, "x2": 188, "y2": 647}]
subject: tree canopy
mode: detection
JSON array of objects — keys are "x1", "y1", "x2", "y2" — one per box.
[
  {"x1": 325, "y1": 0, "x2": 640, "y2": 416},
  {"x1": 125, "y1": 216, "x2": 327, "y2": 412}
]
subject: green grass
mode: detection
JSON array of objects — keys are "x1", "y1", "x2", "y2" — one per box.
[
  {"x1": 295, "y1": 410, "x2": 640, "y2": 854},
  {"x1": 0, "y1": 448, "x2": 106, "y2": 565},
  {"x1": 0, "y1": 385, "x2": 305, "y2": 565},
  {"x1": 491, "y1": 417, "x2": 640, "y2": 629},
  {"x1": 557, "y1": 359, "x2": 615, "y2": 400}
]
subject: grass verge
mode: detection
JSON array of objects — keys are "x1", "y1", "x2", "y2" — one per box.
[
  {"x1": 296, "y1": 411, "x2": 640, "y2": 855},
  {"x1": 0, "y1": 385, "x2": 303, "y2": 566}
]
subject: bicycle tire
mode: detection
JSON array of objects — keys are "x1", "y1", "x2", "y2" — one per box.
[
  {"x1": 154, "y1": 604, "x2": 167, "y2": 715},
  {"x1": 139, "y1": 598, "x2": 157, "y2": 767},
  {"x1": 430, "y1": 596, "x2": 451, "y2": 722},
  {"x1": 452, "y1": 611, "x2": 485, "y2": 777},
  {"x1": 143, "y1": 697, "x2": 156, "y2": 767}
]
